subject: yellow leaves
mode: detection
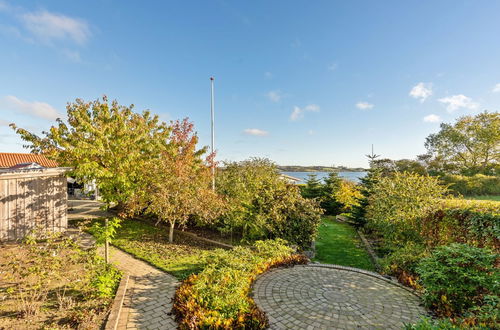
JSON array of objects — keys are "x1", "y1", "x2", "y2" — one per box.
[{"x1": 172, "y1": 240, "x2": 306, "y2": 329}]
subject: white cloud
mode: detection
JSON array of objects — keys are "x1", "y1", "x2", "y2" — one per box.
[
  {"x1": 264, "y1": 71, "x2": 273, "y2": 79},
  {"x1": 290, "y1": 104, "x2": 320, "y2": 121},
  {"x1": 409, "y1": 82, "x2": 433, "y2": 102},
  {"x1": 267, "y1": 90, "x2": 282, "y2": 103},
  {"x1": 243, "y1": 128, "x2": 268, "y2": 136},
  {"x1": 438, "y1": 94, "x2": 479, "y2": 112},
  {"x1": 2, "y1": 95, "x2": 60, "y2": 120},
  {"x1": 356, "y1": 101, "x2": 374, "y2": 110},
  {"x1": 308, "y1": 130, "x2": 315, "y2": 135},
  {"x1": 492, "y1": 83, "x2": 500, "y2": 93},
  {"x1": 423, "y1": 114, "x2": 441, "y2": 123},
  {"x1": 21, "y1": 10, "x2": 90, "y2": 44}
]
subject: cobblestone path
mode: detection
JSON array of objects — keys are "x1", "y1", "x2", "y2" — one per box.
[
  {"x1": 68, "y1": 200, "x2": 179, "y2": 329},
  {"x1": 109, "y1": 247, "x2": 178, "y2": 329},
  {"x1": 253, "y1": 264, "x2": 427, "y2": 330}
]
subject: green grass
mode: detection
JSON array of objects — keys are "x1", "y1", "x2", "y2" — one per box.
[
  {"x1": 73, "y1": 218, "x2": 219, "y2": 280},
  {"x1": 465, "y1": 195, "x2": 500, "y2": 202},
  {"x1": 313, "y1": 216, "x2": 374, "y2": 271}
]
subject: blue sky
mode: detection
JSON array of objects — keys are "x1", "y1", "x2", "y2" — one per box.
[{"x1": 1, "y1": 1, "x2": 499, "y2": 168}]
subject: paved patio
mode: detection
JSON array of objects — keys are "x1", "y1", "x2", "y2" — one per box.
[{"x1": 253, "y1": 264, "x2": 427, "y2": 329}]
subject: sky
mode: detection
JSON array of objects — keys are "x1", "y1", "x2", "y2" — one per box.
[{"x1": 1, "y1": 0, "x2": 500, "y2": 168}]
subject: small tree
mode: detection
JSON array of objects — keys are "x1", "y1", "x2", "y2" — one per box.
[
  {"x1": 334, "y1": 180, "x2": 363, "y2": 215},
  {"x1": 320, "y1": 172, "x2": 343, "y2": 215},
  {"x1": 127, "y1": 119, "x2": 224, "y2": 243},
  {"x1": 302, "y1": 174, "x2": 323, "y2": 199},
  {"x1": 350, "y1": 167, "x2": 382, "y2": 227},
  {"x1": 90, "y1": 217, "x2": 122, "y2": 263}
]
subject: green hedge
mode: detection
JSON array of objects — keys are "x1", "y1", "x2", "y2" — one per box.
[
  {"x1": 172, "y1": 239, "x2": 308, "y2": 329},
  {"x1": 441, "y1": 174, "x2": 500, "y2": 196},
  {"x1": 382, "y1": 198, "x2": 499, "y2": 291},
  {"x1": 420, "y1": 199, "x2": 500, "y2": 251}
]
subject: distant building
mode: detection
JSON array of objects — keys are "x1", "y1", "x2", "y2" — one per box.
[{"x1": 280, "y1": 173, "x2": 301, "y2": 184}]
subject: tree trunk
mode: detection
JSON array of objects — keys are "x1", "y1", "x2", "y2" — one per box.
[{"x1": 169, "y1": 221, "x2": 175, "y2": 243}]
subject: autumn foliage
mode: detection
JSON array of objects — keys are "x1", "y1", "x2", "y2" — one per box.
[
  {"x1": 172, "y1": 239, "x2": 308, "y2": 329},
  {"x1": 125, "y1": 118, "x2": 224, "y2": 242}
]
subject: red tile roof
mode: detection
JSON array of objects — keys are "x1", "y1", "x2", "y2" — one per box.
[{"x1": 0, "y1": 153, "x2": 58, "y2": 168}]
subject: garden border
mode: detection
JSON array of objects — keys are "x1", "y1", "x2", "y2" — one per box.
[
  {"x1": 356, "y1": 229, "x2": 382, "y2": 272},
  {"x1": 105, "y1": 272, "x2": 130, "y2": 330}
]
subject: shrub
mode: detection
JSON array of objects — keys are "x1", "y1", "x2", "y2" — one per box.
[
  {"x1": 172, "y1": 239, "x2": 308, "y2": 329},
  {"x1": 381, "y1": 242, "x2": 428, "y2": 289},
  {"x1": 216, "y1": 158, "x2": 322, "y2": 249},
  {"x1": 89, "y1": 258, "x2": 122, "y2": 298},
  {"x1": 334, "y1": 180, "x2": 362, "y2": 215},
  {"x1": 366, "y1": 172, "x2": 448, "y2": 248},
  {"x1": 416, "y1": 244, "x2": 499, "y2": 317},
  {"x1": 441, "y1": 174, "x2": 500, "y2": 196},
  {"x1": 420, "y1": 199, "x2": 500, "y2": 251},
  {"x1": 404, "y1": 317, "x2": 460, "y2": 329}
]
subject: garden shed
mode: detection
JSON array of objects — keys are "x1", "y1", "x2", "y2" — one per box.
[{"x1": 0, "y1": 167, "x2": 71, "y2": 241}]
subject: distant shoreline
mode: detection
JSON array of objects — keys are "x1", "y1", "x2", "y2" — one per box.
[{"x1": 278, "y1": 166, "x2": 366, "y2": 173}]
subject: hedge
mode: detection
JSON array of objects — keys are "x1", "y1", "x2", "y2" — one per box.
[
  {"x1": 382, "y1": 198, "x2": 499, "y2": 290},
  {"x1": 420, "y1": 199, "x2": 500, "y2": 251},
  {"x1": 441, "y1": 174, "x2": 500, "y2": 196},
  {"x1": 172, "y1": 239, "x2": 308, "y2": 329}
]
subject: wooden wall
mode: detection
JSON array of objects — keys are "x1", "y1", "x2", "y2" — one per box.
[{"x1": 0, "y1": 169, "x2": 68, "y2": 241}]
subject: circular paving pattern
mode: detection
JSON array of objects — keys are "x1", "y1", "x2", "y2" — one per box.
[{"x1": 253, "y1": 264, "x2": 427, "y2": 330}]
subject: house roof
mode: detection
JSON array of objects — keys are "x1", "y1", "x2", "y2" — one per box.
[
  {"x1": 280, "y1": 174, "x2": 301, "y2": 182},
  {"x1": 0, "y1": 153, "x2": 58, "y2": 168},
  {"x1": 8, "y1": 162, "x2": 45, "y2": 170}
]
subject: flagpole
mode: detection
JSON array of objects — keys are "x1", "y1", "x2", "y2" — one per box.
[{"x1": 210, "y1": 76, "x2": 215, "y2": 191}]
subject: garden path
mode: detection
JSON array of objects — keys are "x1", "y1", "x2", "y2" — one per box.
[
  {"x1": 253, "y1": 264, "x2": 427, "y2": 330},
  {"x1": 68, "y1": 200, "x2": 179, "y2": 329}
]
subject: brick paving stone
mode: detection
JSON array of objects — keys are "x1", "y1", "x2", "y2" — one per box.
[
  {"x1": 253, "y1": 265, "x2": 427, "y2": 330},
  {"x1": 106, "y1": 247, "x2": 179, "y2": 329},
  {"x1": 69, "y1": 200, "x2": 179, "y2": 329}
]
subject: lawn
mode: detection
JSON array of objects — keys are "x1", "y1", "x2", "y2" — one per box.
[
  {"x1": 75, "y1": 218, "x2": 221, "y2": 280},
  {"x1": 465, "y1": 195, "x2": 500, "y2": 202},
  {"x1": 313, "y1": 216, "x2": 374, "y2": 271}
]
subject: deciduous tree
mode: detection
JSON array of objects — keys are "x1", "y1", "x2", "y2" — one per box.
[
  {"x1": 11, "y1": 96, "x2": 173, "y2": 207},
  {"x1": 127, "y1": 119, "x2": 224, "y2": 243},
  {"x1": 424, "y1": 111, "x2": 500, "y2": 175}
]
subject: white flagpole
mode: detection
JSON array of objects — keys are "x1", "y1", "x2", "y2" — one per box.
[{"x1": 210, "y1": 77, "x2": 215, "y2": 190}]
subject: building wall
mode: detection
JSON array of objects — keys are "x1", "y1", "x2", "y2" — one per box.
[{"x1": 0, "y1": 170, "x2": 68, "y2": 241}]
